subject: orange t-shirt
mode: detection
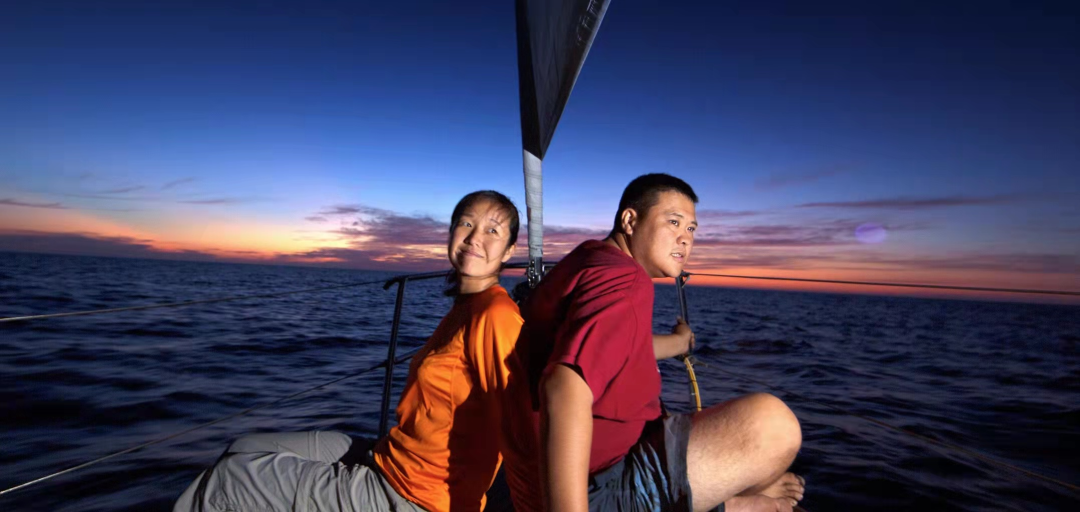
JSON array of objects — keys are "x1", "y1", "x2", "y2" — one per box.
[{"x1": 373, "y1": 285, "x2": 524, "y2": 512}]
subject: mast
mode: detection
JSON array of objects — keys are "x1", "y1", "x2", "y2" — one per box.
[{"x1": 515, "y1": 0, "x2": 611, "y2": 287}]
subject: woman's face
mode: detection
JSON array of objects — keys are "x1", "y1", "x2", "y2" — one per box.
[{"x1": 448, "y1": 199, "x2": 515, "y2": 280}]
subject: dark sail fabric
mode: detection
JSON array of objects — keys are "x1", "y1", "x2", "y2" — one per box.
[{"x1": 516, "y1": 0, "x2": 610, "y2": 160}]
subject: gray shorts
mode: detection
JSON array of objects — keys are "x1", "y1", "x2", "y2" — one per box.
[
  {"x1": 173, "y1": 431, "x2": 423, "y2": 512},
  {"x1": 588, "y1": 414, "x2": 723, "y2": 512}
]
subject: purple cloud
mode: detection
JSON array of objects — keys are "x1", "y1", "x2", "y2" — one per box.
[
  {"x1": 318, "y1": 205, "x2": 382, "y2": 216},
  {"x1": 755, "y1": 164, "x2": 850, "y2": 191},
  {"x1": 299, "y1": 203, "x2": 612, "y2": 268},
  {"x1": 162, "y1": 177, "x2": 196, "y2": 190},
  {"x1": 64, "y1": 192, "x2": 154, "y2": 201},
  {"x1": 857, "y1": 253, "x2": 1080, "y2": 275},
  {"x1": 285, "y1": 222, "x2": 603, "y2": 271},
  {"x1": 696, "y1": 221, "x2": 862, "y2": 247},
  {"x1": 101, "y1": 186, "x2": 145, "y2": 194},
  {"x1": 179, "y1": 198, "x2": 260, "y2": 205},
  {"x1": 0, "y1": 198, "x2": 68, "y2": 210},
  {"x1": 798, "y1": 195, "x2": 1021, "y2": 210},
  {"x1": 279, "y1": 246, "x2": 446, "y2": 272},
  {"x1": 331, "y1": 211, "x2": 449, "y2": 246},
  {"x1": 687, "y1": 251, "x2": 825, "y2": 270},
  {"x1": 697, "y1": 209, "x2": 761, "y2": 221}
]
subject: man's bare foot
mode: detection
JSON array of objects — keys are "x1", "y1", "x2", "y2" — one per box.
[
  {"x1": 759, "y1": 472, "x2": 805, "y2": 505},
  {"x1": 724, "y1": 495, "x2": 795, "y2": 512}
]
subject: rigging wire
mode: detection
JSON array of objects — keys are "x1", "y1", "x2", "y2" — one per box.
[
  {"x1": 0, "y1": 347, "x2": 420, "y2": 498},
  {"x1": 704, "y1": 360, "x2": 1080, "y2": 496},
  {"x1": 684, "y1": 273, "x2": 1080, "y2": 297},
  {"x1": 0, "y1": 278, "x2": 388, "y2": 323}
]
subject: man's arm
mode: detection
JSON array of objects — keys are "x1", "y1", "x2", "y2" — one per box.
[
  {"x1": 653, "y1": 317, "x2": 695, "y2": 360},
  {"x1": 540, "y1": 364, "x2": 593, "y2": 512}
]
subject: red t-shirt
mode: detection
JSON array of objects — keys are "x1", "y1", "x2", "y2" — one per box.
[{"x1": 516, "y1": 239, "x2": 662, "y2": 474}]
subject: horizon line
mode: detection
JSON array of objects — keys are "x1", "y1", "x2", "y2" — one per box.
[{"x1": 3, "y1": 249, "x2": 1078, "y2": 308}]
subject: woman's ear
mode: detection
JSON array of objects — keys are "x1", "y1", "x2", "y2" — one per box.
[{"x1": 501, "y1": 243, "x2": 516, "y2": 263}]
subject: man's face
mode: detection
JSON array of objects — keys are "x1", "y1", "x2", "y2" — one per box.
[{"x1": 626, "y1": 190, "x2": 697, "y2": 278}]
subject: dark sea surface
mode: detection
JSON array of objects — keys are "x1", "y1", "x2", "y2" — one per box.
[{"x1": 1, "y1": 252, "x2": 1078, "y2": 511}]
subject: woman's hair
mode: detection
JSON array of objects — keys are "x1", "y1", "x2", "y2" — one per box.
[{"x1": 445, "y1": 190, "x2": 521, "y2": 296}]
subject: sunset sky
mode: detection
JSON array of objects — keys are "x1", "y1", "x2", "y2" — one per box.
[{"x1": 1, "y1": 1, "x2": 1078, "y2": 301}]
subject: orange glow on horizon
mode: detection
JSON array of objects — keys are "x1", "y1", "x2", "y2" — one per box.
[
  {"x1": 675, "y1": 267, "x2": 1080, "y2": 305},
  {"x1": 2, "y1": 203, "x2": 155, "y2": 242},
  {"x1": 0, "y1": 204, "x2": 343, "y2": 260}
]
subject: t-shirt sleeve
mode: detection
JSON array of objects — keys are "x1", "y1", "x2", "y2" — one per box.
[
  {"x1": 546, "y1": 285, "x2": 633, "y2": 403},
  {"x1": 466, "y1": 297, "x2": 524, "y2": 396}
]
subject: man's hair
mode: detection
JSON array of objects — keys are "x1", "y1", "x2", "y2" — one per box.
[
  {"x1": 445, "y1": 190, "x2": 521, "y2": 296},
  {"x1": 610, "y1": 173, "x2": 698, "y2": 235}
]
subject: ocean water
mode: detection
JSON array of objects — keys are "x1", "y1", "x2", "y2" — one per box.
[{"x1": 1, "y1": 252, "x2": 1078, "y2": 511}]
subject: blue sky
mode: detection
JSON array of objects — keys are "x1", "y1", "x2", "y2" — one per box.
[{"x1": 1, "y1": 0, "x2": 1078, "y2": 295}]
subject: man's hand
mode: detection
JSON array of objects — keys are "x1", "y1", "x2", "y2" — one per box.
[
  {"x1": 672, "y1": 316, "x2": 695, "y2": 353},
  {"x1": 653, "y1": 317, "x2": 695, "y2": 360}
]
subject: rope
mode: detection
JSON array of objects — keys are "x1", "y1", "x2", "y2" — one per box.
[
  {"x1": 685, "y1": 273, "x2": 1080, "y2": 297},
  {"x1": 0, "y1": 347, "x2": 419, "y2": 498},
  {"x1": 674, "y1": 273, "x2": 702, "y2": 412},
  {"x1": 0, "y1": 278, "x2": 387, "y2": 323},
  {"x1": 681, "y1": 356, "x2": 702, "y2": 412},
  {"x1": 707, "y1": 365, "x2": 1080, "y2": 496}
]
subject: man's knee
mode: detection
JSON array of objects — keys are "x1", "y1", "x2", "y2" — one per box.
[{"x1": 742, "y1": 393, "x2": 801, "y2": 458}]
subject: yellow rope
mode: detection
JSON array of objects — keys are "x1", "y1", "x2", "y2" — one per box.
[{"x1": 682, "y1": 355, "x2": 702, "y2": 412}]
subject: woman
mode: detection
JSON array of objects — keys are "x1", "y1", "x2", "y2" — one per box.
[{"x1": 175, "y1": 190, "x2": 525, "y2": 512}]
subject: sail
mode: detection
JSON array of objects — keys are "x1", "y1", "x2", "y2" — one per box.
[{"x1": 516, "y1": 0, "x2": 610, "y2": 286}]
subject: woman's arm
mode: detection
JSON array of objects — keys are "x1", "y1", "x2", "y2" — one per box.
[{"x1": 472, "y1": 298, "x2": 525, "y2": 394}]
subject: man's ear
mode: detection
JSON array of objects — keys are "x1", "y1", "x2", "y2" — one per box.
[
  {"x1": 501, "y1": 243, "x2": 516, "y2": 263},
  {"x1": 620, "y1": 208, "x2": 637, "y2": 236}
]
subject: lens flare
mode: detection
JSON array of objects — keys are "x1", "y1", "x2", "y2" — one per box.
[{"x1": 855, "y1": 223, "x2": 887, "y2": 244}]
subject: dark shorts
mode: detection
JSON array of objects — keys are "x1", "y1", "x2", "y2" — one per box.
[{"x1": 588, "y1": 414, "x2": 723, "y2": 512}]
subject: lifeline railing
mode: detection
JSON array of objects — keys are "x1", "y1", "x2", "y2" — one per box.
[{"x1": 1, "y1": 266, "x2": 1078, "y2": 499}]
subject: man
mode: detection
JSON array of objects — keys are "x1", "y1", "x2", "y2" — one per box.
[{"x1": 503, "y1": 174, "x2": 805, "y2": 512}]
